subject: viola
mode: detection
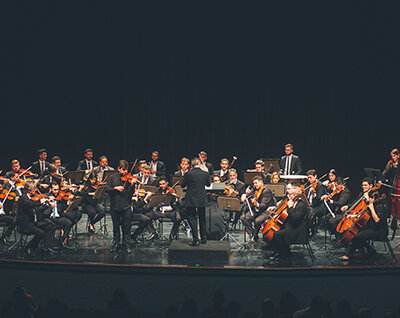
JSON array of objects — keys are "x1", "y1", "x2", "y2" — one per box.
[
  {"x1": 336, "y1": 183, "x2": 382, "y2": 233},
  {"x1": 339, "y1": 194, "x2": 386, "y2": 244},
  {"x1": 261, "y1": 198, "x2": 289, "y2": 241}
]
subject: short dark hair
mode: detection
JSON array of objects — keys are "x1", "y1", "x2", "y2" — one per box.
[
  {"x1": 181, "y1": 157, "x2": 190, "y2": 164},
  {"x1": 285, "y1": 143, "x2": 294, "y2": 149},
  {"x1": 6, "y1": 171, "x2": 16, "y2": 179},
  {"x1": 199, "y1": 151, "x2": 207, "y2": 157},
  {"x1": 362, "y1": 177, "x2": 373, "y2": 185},
  {"x1": 99, "y1": 156, "x2": 107, "y2": 161},
  {"x1": 336, "y1": 177, "x2": 344, "y2": 185},
  {"x1": 255, "y1": 160, "x2": 264, "y2": 166},
  {"x1": 229, "y1": 168, "x2": 237, "y2": 174},
  {"x1": 306, "y1": 169, "x2": 317, "y2": 176},
  {"x1": 52, "y1": 156, "x2": 61, "y2": 163},
  {"x1": 37, "y1": 148, "x2": 47, "y2": 155},
  {"x1": 152, "y1": 151, "x2": 159, "y2": 155},
  {"x1": 48, "y1": 164, "x2": 57, "y2": 173},
  {"x1": 158, "y1": 177, "x2": 168, "y2": 183},
  {"x1": 252, "y1": 175, "x2": 263, "y2": 182},
  {"x1": 11, "y1": 159, "x2": 19, "y2": 166},
  {"x1": 84, "y1": 148, "x2": 93, "y2": 154},
  {"x1": 50, "y1": 181, "x2": 59, "y2": 188},
  {"x1": 118, "y1": 160, "x2": 129, "y2": 170}
]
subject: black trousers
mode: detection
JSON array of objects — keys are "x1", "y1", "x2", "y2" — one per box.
[
  {"x1": 241, "y1": 211, "x2": 268, "y2": 238},
  {"x1": 0, "y1": 214, "x2": 16, "y2": 239},
  {"x1": 110, "y1": 208, "x2": 131, "y2": 247},
  {"x1": 24, "y1": 219, "x2": 57, "y2": 249},
  {"x1": 64, "y1": 208, "x2": 82, "y2": 225},
  {"x1": 270, "y1": 229, "x2": 291, "y2": 258},
  {"x1": 131, "y1": 213, "x2": 152, "y2": 238},
  {"x1": 146, "y1": 209, "x2": 181, "y2": 235},
  {"x1": 51, "y1": 217, "x2": 73, "y2": 240},
  {"x1": 83, "y1": 203, "x2": 105, "y2": 226},
  {"x1": 186, "y1": 207, "x2": 206, "y2": 242}
]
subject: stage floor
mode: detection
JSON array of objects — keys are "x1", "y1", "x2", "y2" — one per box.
[{"x1": 1, "y1": 214, "x2": 399, "y2": 269}]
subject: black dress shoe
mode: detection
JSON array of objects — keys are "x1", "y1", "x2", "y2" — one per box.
[
  {"x1": 146, "y1": 232, "x2": 159, "y2": 241},
  {"x1": 201, "y1": 238, "x2": 207, "y2": 244},
  {"x1": 189, "y1": 240, "x2": 199, "y2": 247},
  {"x1": 25, "y1": 247, "x2": 36, "y2": 257}
]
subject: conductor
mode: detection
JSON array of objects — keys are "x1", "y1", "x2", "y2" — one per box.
[{"x1": 181, "y1": 157, "x2": 211, "y2": 246}]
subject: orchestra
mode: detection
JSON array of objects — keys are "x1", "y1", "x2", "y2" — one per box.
[{"x1": 0, "y1": 144, "x2": 397, "y2": 265}]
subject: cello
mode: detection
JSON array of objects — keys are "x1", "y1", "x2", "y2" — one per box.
[{"x1": 261, "y1": 198, "x2": 289, "y2": 241}]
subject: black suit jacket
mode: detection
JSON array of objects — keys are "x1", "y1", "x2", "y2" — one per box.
[
  {"x1": 106, "y1": 172, "x2": 135, "y2": 211},
  {"x1": 17, "y1": 194, "x2": 46, "y2": 231},
  {"x1": 32, "y1": 160, "x2": 50, "y2": 177},
  {"x1": 246, "y1": 186, "x2": 275, "y2": 213},
  {"x1": 148, "y1": 160, "x2": 167, "y2": 177},
  {"x1": 173, "y1": 170, "x2": 188, "y2": 177},
  {"x1": 225, "y1": 179, "x2": 246, "y2": 197},
  {"x1": 214, "y1": 169, "x2": 229, "y2": 182},
  {"x1": 305, "y1": 182, "x2": 325, "y2": 207},
  {"x1": 181, "y1": 167, "x2": 210, "y2": 208},
  {"x1": 279, "y1": 155, "x2": 302, "y2": 175},
  {"x1": 282, "y1": 199, "x2": 308, "y2": 243},
  {"x1": 76, "y1": 159, "x2": 99, "y2": 171}
]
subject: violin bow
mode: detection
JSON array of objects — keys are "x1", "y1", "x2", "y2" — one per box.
[
  {"x1": 18, "y1": 166, "x2": 33, "y2": 179},
  {"x1": 1, "y1": 186, "x2": 14, "y2": 206},
  {"x1": 123, "y1": 158, "x2": 138, "y2": 188},
  {"x1": 228, "y1": 156, "x2": 237, "y2": 170}
]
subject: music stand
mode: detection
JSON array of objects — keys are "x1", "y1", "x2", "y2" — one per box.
[
  {"x1": 148, "y1": 194, "x2": 173, "y2": 208},
  {"x1": 174, "y1": 185, "x2": 185, "y2": 198},
  {"x1": 243, "y1": 172, "x2": 262, "y2": 185},
  {"x1": 261, "y1": 158, "x2": 280, "y2": 173},
  {"x1": 66, "y1": 171, "x2": 85, "y2": 184},
  {"x1": 364, "y1": 167, "x2": 384, "y2": 183},
  {"x1": 141, "y1": 185, "x2": 157, "y2": 193},
  {"x1": 267, "y1": 183, "x2": 286, "y2": 198},
  {"x1": 217, "y1": 196, "x2": 242, "y2": 245},
  {"x1": 103, "y1": 170, "x2": 118, "y2": 181},
  {"x1": 171, "y1": 176, "x2": 184, "y2": 185},
  {"x1": 93, "y1": 184, "x2": 107, "y2": 200}
]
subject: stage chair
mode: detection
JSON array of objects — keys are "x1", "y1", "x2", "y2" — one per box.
[{"x1": 371, "y1": 237, "x2": 397, "y2": 264}]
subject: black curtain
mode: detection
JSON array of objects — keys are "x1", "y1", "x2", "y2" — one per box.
[{"x1": 1, "y1": 1, "x2": 399, "y2": 193}]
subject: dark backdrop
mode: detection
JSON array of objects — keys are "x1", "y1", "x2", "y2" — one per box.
[{"x1": 1, "y1": 1, "x2": 399, "y2": 193}]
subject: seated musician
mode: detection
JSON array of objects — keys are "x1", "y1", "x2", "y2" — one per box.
[
  {"x1": 134, "y1": 160, "x2": 147, "y2": 179},
  {"x1": 225, "y1": 168, "x2": 246, "y2": 228},
  {"x1": 9, "y1": 160, "x2": 22, "y2": 175},
  {"x1": 148, "y1": 151, "x2": 167, "y2": 178},
  {"x1": 214, "y1": 158, "x2": 230, "y2": 182},
  {"x1": 32, "y1": 149, "x2": 49, "y2": 178},
  {"x1": 92, "y1": 156, "x2": 114, "y2": 182},
  {"x1": 322, "y1": 169, "x2": 338, "y2": 189},
  {"x1": 322, "y1": 177, "x2": 352, "y2": 234},
  {"x1": 136, "y1": 164, "x2": 157, "y2": 186},
  {"x1": 341, "y1": 189, "x2": 389, "y2": 260},
  {"x1": 270, "y1": 172, "x2": 281, "y2": 184},
  {"x1": 76, "y1": 148, "x2": 99, "y2": 174},
  {"x1": 174, "y1": 157, "x2": 190, "y2": 176},
  {"x1": 54, "y1": 181, "x2": 83, "y2": 231},
  {"x1": 131, "y1": 189, "x2": 157, "y2": 242},
  {"x1": 51, "y1": 156, "x2": 67, "y2": 176},
  {"x1": 2, "y1": 171, "x2": 23, "y2": 216},
  {"x1": 39, "y1": 164, "x2": 62, "y2": 190},
  {"x1": 149, "y1": 177, "x2": 182, "y2": 240},
  {"x1": 247, "y1": 160, "x2": 268, "y2": 183},
  {"x1": 199, "y1": 151, "x2": 214, "y2": 174},
  {"x1": 269, "y1": 186, "x2": 308, "y2": 264},
  {"x1": 0, "y1": 180, "x2": 16, "y2": 244},
  {"x1": 305, "y1": 169, "x2": 327, "y2": 224},
  {"x1": 43, "y1": 181, "x2": 74, "y2": 247},
  {"x1": 16, "y1": 181, "x2": 58, "y2": 256},
  {"x1": 240, "y1": 176, "x2": 276, "y2": 242},
  {"x1": 79, "y1": 173, "x2": 106, "y2": 233},
  {"x1": 279, "y1": 143, "x2": 303, "y2": 175}
]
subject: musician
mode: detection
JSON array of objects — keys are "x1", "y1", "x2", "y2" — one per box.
[
  {"x1": 341, "y1": 190, "x2": 389, "y2": 260},
  {"x1": 55, "y1": 181, "x2": 83, "y2": 230},
  {"x1": 269, "y1": 186, "x2": 308, "y2": 264},
  {"x1": 134, "y1": 160, "x2": 147, "y2": 178},
  {"x1": 305, "y1": 169, "x2": 326, "y2": 220},
  {"x1": 247, "y1": 160, "x2": 268, "y2": 183},
  {"x1": 214, "y1": 158, "x2": 230, "y2": 182},
  {"x1": 225, "y1": 168, "x2": 246, "y2": 228},
  {"x1": 149, "y1": 177, "x2": 182, "y2": 240},
  {"x1": 16, "y1": 181, "x2": 57, "y2": 256},
  {"x1": 382, "y1": 148, "x2": 400, "y2": 228},
  {"x1": 80, "y1": 174, "x2": 106, "y2": 233},
  {"x1": 106, "y1": 160, "x2": 135, "y2": 252},
  {"x1": 131, "y1": 189, "x2": 158, "y2": 242},
  {"x1": 136, "y1": 165, "x2": 157, "y2": 186},
  {"x1": 240, "y1": 175, "x2": 276, "y2": 241},
  {"x1": 92, "y1": 156, "x2": 114, "y2": 182},
  {"x1": 279, "y1": 143, "x2": 302, "y2": 175},
  {"x1": 51, "y1": 156, "x2": 67, "y2": 176},
  {"x1": 270, "y1": 172, "x2": 281, "y2": 184},
  {"x1": 148, "y1": 151, "x2": 167, "y2": 178},
  {"x1": 0, "y1": 181, "x2": 16, "y2": 244},
  {"x1": 42, "y1": 182, "x2": 73, "y2": 246},
  {"x1": 3, "y1": 171, "x2": 23, "y2": 215},
  {"x1": 322, "y1": 169, "x2": 338, "y2": 189},
  {"x1": 31, "y1": 149, "x2": 49, "y2": 178},
  {"x1": 9, "y1": 160, "x2": 21, "y2": 175},
  {"x1": 181, "y1": 157, "x2": 210, "y2": 246},
  {"x1": 39, "y1": 164, "x2": 62, "y2": 190},
  {"x1": 199, "y1": 151, "x2": 214, "y2": 174},
  {"x1": 173, "y1": 157, "x2": 190, "y2": 176},
  {"x1": 76, "y1": 148, "x2": 99, "y2": 173}
]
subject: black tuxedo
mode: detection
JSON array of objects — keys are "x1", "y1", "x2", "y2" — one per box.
[
  {"x1": 148, "y1": 160, "x2": 167, "y2": 177},
  {"x1": 214, "y1": 169, "x2": 229, "y2": 182},
  {"x1": 305, "y1": 182, "x2": 325, "y2": 208},
  {"x1": 32, "y1": 160, "x2": 49, "y2": 177},
  {"x1": 181, "y1": 167, "x2": 210, "y2": 242},
  {"x1": 76, "y1": 159, "x2": 99, "y2": 171},
  {"x1": 279, "y1": 154, "x2": 302, "y2": 175},
  {"x1": 173, "y1": 170, "x2": 189, "y2": 177}
]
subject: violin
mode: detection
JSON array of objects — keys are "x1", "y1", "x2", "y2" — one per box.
[
  {"x1": 224, "y1": 184, "x2": 238, "y2": 196},
  {"x1": 336, "y1": 183, "x2": 382, "y2": 233},
  {"x1": 18, "y1": 167, "x2": 36, "y2": 179},
  {"x1": 165, "y1": 186, "x2": 178, "y2": 196},
  {"x1": 0, "y1": 188, "x2": 18, "y2": 201},
  {"x1": 135, "y1": 189, "x2": 153, "y2": 198},
  {"x1": 339, "y1": 193, "x2": 386, "y2": 244},
  {"x1": 323, "y1": 184, "x2": 344, "y2": 201},
  {"x1": 261, "y1": 198, "x2": 289, "y2": 241},
  {"x1": 121, "y1": 173, "x2": 138, "y2": 185}
]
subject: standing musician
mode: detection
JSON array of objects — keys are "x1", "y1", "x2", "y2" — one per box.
[
  {"x1": 148, "y1": 151, "x2": 167, "y2": 178},
  {"x1": 340, "y1": 187, "x2": 388, "y2": 260},
  {"x1": 79, "y1": 174, "x2": 106, "y2": 233},
  {"x1": 76, "y1": 148, "x2": 98, "y2": 174},
  {"x1": 199, "y1": 151, "x2": 214, "y2": 174},
  {"x1": 51, "y1": 156, "x2": 67, "y2": 176},
  {"x1": 32, "y1": 149, "x2": 49, "y2": 178},
  {"x1": 150, "y1": 177, "x2": 182, "y2": 240},
  {"x1": 269, "y1": 186, "x2": 308, "y2": 264},
  {"x1": 0, "y1": 181, "x2": 17, "y2": 244},
  {"x1": 43, "y1": 181, "x2": 74, "y2": 247},
  {"x1": 382, "y1": 148, "x2": 400, "y2": 229},
  {"x1": 305, "y1": 169, "x2": 327, "y2": 223},
  {"x1": 174, "y1": 157, "x2": 190, "y2": 177},
  {"x1": 214, "y1": 158, "x2": 230, "y2": 182},
  {"x1": 279, "y1": 143, "x2": 302, "y2": 175},
  {"x1": 240, "y1": 175, "x2": 276, "y2": 242},
  {"x1": 181, "y1": 157, "x2": 210, "y2": 246},
  {"x1": 173, "y1": 157, "x2": 190, "y2": 177},
  {"x1": 92, "y1": 156, "x2": 114, "y2": 182},
  {"x1": 16, "y1": 181, "x2": 57, "y2": 256},
  {"x1": 224, "y1": 168, "x2": 246, "y2": 228},
  {"x1": 106, "y1": 160, "x2": 135, "y2": 252}
]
